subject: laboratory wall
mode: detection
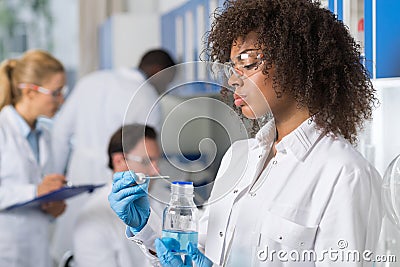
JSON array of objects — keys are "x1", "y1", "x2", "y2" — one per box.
[
  {"x1": 99, "y1": 13, "x2": 160, "y2": 69},
  {"x1": 98, "y1": 0, "x2": 190, "y2": 70},
  {"x1": 50, "y1": 0, "x2": 79, "y2": 90}
]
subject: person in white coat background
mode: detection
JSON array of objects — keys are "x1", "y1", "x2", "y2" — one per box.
[
  {"x1": 52, "y1": 49, "x2": 175, "y2": 185},
  {"x1": 73, "y1": 123, "x2": 165, "y2": 267},
  {"x1": 108, "y1": 0, "x2": 383, "y2": 266},
  {"x1": 51, "y1": 49, "x2": 176, "y2": 262},
  {"x1": 0, "y1": 49, "x2": 67, "y2": 267}
]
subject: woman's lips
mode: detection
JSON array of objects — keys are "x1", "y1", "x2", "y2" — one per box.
[
  {"x1": 234, "y1": 98, "x2": 244, "y2": 107},
  {"x1": 234, "y1": 94, "x2": 245, "y2": 107}
]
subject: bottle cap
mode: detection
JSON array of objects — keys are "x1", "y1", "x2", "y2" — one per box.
[
  {"x1": 171, "y1": 181, "x2": 194, "y2": 195},
  {"x1": 172, "y1": 181, "x2": 193, "y2": 185}
]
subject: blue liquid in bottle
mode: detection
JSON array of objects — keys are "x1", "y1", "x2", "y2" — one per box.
[{"x1": 162, "y1": 230, "x2": 198, "y2": 254}]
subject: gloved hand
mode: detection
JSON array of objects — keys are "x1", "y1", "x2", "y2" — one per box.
[
  {"x1": 187, "y1": 242, "x2": 213, "y2": 267},
  {"x1": 155, "y1": 238, "x2": 213, "y2": 267},
  {"x1": 155, "y1": 238, "x2": 192, "y2": 267},
  {"x1": 108, "y1": 171, "x2": 150, "y2": 233}
]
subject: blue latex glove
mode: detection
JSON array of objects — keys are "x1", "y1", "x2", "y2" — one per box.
[
  {"x1": 187, "y1": 242, "x2": 213, "y2": 267},
  {"x1": 108, "y1": 171, "x2": 150, "y2": 233},
  {"x1": 155, "y1": 238, "x2": 192, "y2": 267},
  {"x1": 155, "y1": 238, "x2": 213, "y2": 267}
]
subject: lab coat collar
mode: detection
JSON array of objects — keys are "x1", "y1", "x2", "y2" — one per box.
[
  {"x1": 3, "y1": 105, "x2": 45, "y2": 165},
  {"x1": 255, "y1": 117, "x2": 322, "y2": 161},
  {"x1": 276, "y1": 118, "x2": 322, "y2": 161},
  {"x1": 5, "y1": 105, "x2": 42, "y2": 137},
  {"x1": 255, "y1": 119, "x2": 276, "y2": 148}
]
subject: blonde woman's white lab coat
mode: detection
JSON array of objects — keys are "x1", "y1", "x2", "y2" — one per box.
[
  {"x1": 0, "y1": 106, "x2": 53, "y2": 267},
  {"x1": 129, "y1": 119, "x2": 383, "y2": 266}
]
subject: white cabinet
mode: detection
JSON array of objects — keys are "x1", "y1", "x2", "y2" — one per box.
[{"x1": 99, "y1": 13, "x2": 160, "y2": 69}]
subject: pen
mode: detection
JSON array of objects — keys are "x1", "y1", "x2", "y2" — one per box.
[{"x1": 62, "y1": 180, "x2": 73, "y2": 187}]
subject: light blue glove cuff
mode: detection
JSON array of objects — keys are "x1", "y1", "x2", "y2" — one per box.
[
  {"x1": 129, "y1": 208, "x2": 150, "y2": 235},
  {"x1": 129, "y1": 226, "x2": 140, "y2": 235}
]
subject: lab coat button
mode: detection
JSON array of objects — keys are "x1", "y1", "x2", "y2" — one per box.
[
  {"x1": 300, "y1": 242, "x2": 304, "y2": 246},
  {"x1": 219, "y1": 231, "x2": 224, "y2": 237},
  {"x1": 233, "y1": 189, "x2": 238, "y2": 194},
  {"x1": 258, "y1": 154, "x2": 262, "y2": 158},
  {"x1": 272, "y1": 160, "x2": 277, "y2": 165},
  {"x1": 278, "y1": 236, "x2": 283, "y2": 240}
]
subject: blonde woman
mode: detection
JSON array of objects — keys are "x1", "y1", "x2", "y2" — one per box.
[{"x1": 0, "y1": 50, "x2": 67, "y2": 267}]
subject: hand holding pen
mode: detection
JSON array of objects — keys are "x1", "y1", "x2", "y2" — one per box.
[{"x1": 37, "y1": 173, "x2": 66, "y2": 197}]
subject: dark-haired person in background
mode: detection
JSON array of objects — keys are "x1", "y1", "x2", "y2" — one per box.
[
  {"x1": 51, "y1": 49, "x2": 175, "y2": 263},
  {"x1": 109, "y1": 0, "x2": 382, "y2": 266},
  {"x1": 73, "y1": 124, "x2": 161, "y2": 267},
  {"x1": 52, "y1": 49, "x2": 175, "y2": 186}
]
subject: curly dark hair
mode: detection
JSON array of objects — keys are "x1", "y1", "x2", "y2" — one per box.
[{"x1": 205, "y1": 0, "x2": 377, "y2": 143}]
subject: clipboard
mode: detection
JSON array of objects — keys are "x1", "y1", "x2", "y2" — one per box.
[{"x1": 5, "y1": 184, "x2": 105, "y2": 210}]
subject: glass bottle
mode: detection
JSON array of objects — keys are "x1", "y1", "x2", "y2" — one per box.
[{"x1": 162, "y1": 181, "x2": 199, "y2": 254}]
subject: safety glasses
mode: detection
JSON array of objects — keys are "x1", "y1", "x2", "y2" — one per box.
[
  {"x1": 18, "y1": 83, "x2": 67, "y2": 98},
  {"x1": 224, "y1": 49, "x2": 264, "y2": 79},
  {"x1": 125, "y1": 154, "x2": 159, "y2": 167}
]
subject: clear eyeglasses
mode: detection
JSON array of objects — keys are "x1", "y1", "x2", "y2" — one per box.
[
  {"x1": 223, "y1": 49, "x2": 264, "y2": 79},
  {"x1": 125, "y1": 154, "x2": 159, "y2": 167},
  {"x1": 18, "y1": 83, "x2": 67, "y2": 98}
]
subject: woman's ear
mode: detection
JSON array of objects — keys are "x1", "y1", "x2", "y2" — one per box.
[{"x1": 111, "y1": 152, "x2": 127, "y2": 172}]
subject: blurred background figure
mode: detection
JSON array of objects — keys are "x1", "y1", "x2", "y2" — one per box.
[
  {"x1": 51, "y1": 49, "x2": 175, "y2": 263},
  {"x1": 73, "y1": 123, "x2": 164, "y2": 267},
  {"x1": 52, "y1": 49, "x2": 175, "y2": 185},
  {"x1": 0, "y1": 49, "x2": 67, "y2": 267}
]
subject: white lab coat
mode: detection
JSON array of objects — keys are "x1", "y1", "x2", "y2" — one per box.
[
  {"x1": 52, "y1": 67, "x2": 161, "y2": 185},
  {"x1": 130, "y1": 119, "x2": 383, "y2": 266},
  {"x1": 0, "y1": 106, "x2": 53, "y2": 267},
  {"x1": 51, "y1": 67, "x2": 161, "y2": 261},
  {"x1": 73, "y1": 183, "x2": 153, "y2": 267}
]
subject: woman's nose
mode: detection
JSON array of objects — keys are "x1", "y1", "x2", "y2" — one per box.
[{"x1": 228, "y1": 73, "x2": 244, "y2": 88}]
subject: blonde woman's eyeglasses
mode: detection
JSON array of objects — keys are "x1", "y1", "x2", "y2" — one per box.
[{"x1": 18, "y1": 83, "x2": 67, "y2": 98}]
